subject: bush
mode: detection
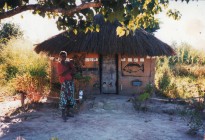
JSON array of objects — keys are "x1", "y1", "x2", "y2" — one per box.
[
  {"x1": 155, "y1": 43, "x2": 205, "y2": 99},
  {"x1": 158, "y1": 70, "x2": 171, "y2": 93},
  {"x1": 0, "y1": 39, "x2": 50, "y2": 99},
  {"x1": 0, "y1": 23, "x2": 23, "y2": 44},
  {"x1": 12, "y1": 72, "x2": 49, "y2": 102},
  {"x1": 180, "y1": 99, "x2": 205, "y2": 135},
  {"x1": 132, "y1": 84, "x2": 154, "y2": 111},
  {"x1": 5, "y1": 65, "x2": 18, "y2": 80}
]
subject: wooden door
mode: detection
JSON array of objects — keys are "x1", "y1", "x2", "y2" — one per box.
[{"x1": 101, "y1": 55, "x2": 117, "y2": 94}]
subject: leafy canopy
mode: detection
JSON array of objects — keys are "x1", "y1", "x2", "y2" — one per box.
[{"x1": 0, "y1": 0, "x2": 191, "y2": 35}]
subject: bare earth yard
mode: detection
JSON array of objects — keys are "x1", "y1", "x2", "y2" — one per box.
[{"x1": 0, "y1": 95, "x2": 204, "y2": 140}]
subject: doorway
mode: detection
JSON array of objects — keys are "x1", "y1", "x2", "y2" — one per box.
[{"x1": 101, "y1": 55, "x2": 118, "y2": 94}]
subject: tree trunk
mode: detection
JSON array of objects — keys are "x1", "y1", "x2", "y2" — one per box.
[{"x1": 20, "y1": 92, "x2": 26, "y2": 106}]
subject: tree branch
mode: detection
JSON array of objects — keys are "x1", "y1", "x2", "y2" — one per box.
[{"x1": 0, "y1": 2, "x2": 102, "y2": 20}]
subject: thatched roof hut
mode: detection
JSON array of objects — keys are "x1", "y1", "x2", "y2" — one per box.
[
  {"x1": 34, "y1": 14, "x2": 175, "y2": 95},
  {"x1": 34, "y1": 14, "x2": 175, "y2": 56}
]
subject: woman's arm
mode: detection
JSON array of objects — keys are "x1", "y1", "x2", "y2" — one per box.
[
  {"x1": 68, "y1": 61, "x2": 76, "y2": 76},
  {"x1": 58, "y1": 62, "x2": 76, "y2": 76}
]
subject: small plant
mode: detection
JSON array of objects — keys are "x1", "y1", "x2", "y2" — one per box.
[
  {"x1": 180, "y1": 99, "x2": 205, "y2": 135},
  {"x1": 158, "y1": 70, "x2": 171, "y2": 93},
  {"x1": 5, "y1": 65, "x2": 18, "y2": 80},
  {"x1": 133, "y1": 84, "x2": 153, "y2": 111},
  {"x1": 134, "y1": 92, "x2": 150, "y2": 111},
  {"x1": 144, "y1": 83, "x2": 154, "y2": 95},
  {"x1": 12, "y1": 71, "x2": 49, "y2": 103}
]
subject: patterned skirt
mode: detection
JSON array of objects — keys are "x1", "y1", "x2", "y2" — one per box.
[{"x1": 59, "y1": 80, "x2": 76, "y2": 109}]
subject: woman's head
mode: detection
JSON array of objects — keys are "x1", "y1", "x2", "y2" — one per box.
[{"x1": 59, "y1": 51, "x2": 67, "y2": 61}]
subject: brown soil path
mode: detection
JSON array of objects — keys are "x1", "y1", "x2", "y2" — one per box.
[{"x1": 0, "y1": 95, "x2": 203, "y2": 140}]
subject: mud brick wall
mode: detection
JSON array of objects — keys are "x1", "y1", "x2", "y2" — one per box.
[{"x1": 118, "y1": 54, "x2": 156, "y2": 95}]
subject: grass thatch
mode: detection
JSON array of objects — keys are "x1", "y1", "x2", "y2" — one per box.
[{"x1": 34, "y1": 14, "x2": 175, "y2": 56}]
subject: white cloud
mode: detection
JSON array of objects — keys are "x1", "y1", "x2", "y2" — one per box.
[
  {"x1": 155, "y1": 1, "x2": 205, "y2": 49},
  {"x1": 184, "y1": 19, "x2": 204, "y2": 36},
  {"x1": 2, "y1": 11, "x2": 62, "y2": 43}
]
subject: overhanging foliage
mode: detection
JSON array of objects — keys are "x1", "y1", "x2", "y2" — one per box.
[{"x1": 0, "y1": 0, "x2": 192, "y2": 34}]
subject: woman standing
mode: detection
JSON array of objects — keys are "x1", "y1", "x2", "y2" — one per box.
[{"x1": 58, "y1": 51, "x2": 76, "y2": 122}]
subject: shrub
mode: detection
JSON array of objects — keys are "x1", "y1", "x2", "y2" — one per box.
[
  {"x1": 0, "y1": 39, "x2": 50, "y2": 99},
  {"x1": 0, "y1": 23, "x2": 23, "y2": 44},
  {"x1": 155, "y1": 43, "x2": 205, "y2": 99},
  {"x1": 5, "y1": 65, "x2": 18, "y2": 80},
  {"x1": 180, "y1": 99, "x2": 205, "y2": 135},
  {"x1": 158, "y1": 70, "x2": 171, "y2": 93},
  {"x1": 12, "y1": 72, "x2": 49, "y2": 102},
  {"x1": 132, "y1": 84, "x2": 154, "y2": 111}
]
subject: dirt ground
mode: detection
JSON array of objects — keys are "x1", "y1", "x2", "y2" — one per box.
[{"x1": 0, "y1": 94, "x2": 204, "y2": 140}]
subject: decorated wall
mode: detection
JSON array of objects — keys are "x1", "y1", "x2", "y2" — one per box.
[
  {"x1": 118, "y1": 54, "x2": 156, "y2": 94},
  {"x1": 49, "y1": 53, "x2": 156, "y2": 95},
  {"x1": 50, "y1": 53, "x2": 100, "y2": 96}
]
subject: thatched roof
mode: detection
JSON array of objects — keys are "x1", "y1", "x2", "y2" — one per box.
[{"x1": 34, "y1": 14, "x2": 175, "y2": 56}]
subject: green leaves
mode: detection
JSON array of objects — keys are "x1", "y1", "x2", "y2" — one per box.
[
  {"x1": 143, "y1": 0, "x2": 152, "y2": 10},
  {"x1": 95, "y1": 24, "x2": 100, "y2": 32},
  {"x1": 116, "y1": 26, "x2": 125, "y2": 37},
  {"x1": 116, "y1": 26, "x2": 130, "y2": 37},
  {"x1": 6, "y1": 65, "x2": 18, "y2": 80},
  {"x1": 29, "y1": 66, "x2": 47, "y2": 77},
  {"x1": 0, "y1": 23, "x2": 23, "y2": 44},
  {"x1": 166, "y1": 9, "x2": 182, "y2": 20},
  {"x1": 0, "y1": 0, "x2": 188, "y2": 36},
  {"x1": 138, "y1": 92, "x2": 150, "y2": 102},
  {"x1": 73, "y1": 29, "x2": 78, "y2": 35}
]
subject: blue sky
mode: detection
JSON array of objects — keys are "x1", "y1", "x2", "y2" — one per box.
[{"x1": 2, "y1": 1, "x2": 205, "y2": 49}]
